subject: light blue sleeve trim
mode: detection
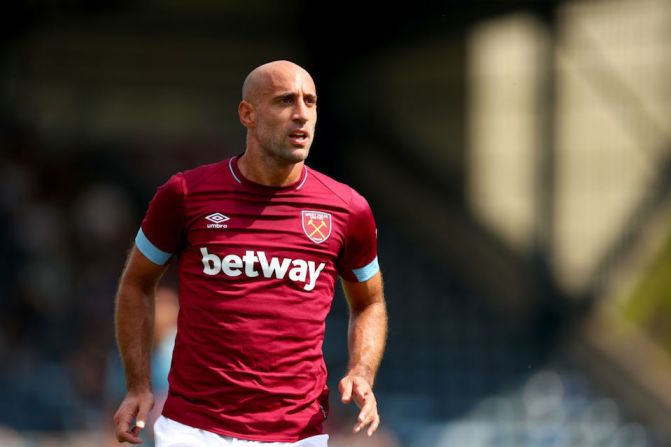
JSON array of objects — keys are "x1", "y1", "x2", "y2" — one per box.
[
  {"x1": 135, "y1": 229, "x2": 172, "y2": 265},
  {"x1": 353, "y1": 256, "x2": 379, "y2": 282}
]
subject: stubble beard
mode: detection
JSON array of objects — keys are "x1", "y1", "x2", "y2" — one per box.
[
  {"x1": 267, "y1": 137, "x2": 312, "y2": 166},
  {"x1": 253, "y1": 124, "x2": 314, "y2": 167}
]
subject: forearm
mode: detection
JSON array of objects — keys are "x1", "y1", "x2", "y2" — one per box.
[
  {"x1": 112, "y1": 246, "x2": 166, "y2": 443},
  {"x1": 347, "y1": 300, "x2": 388, "y2": 385},
  {"x1": 115, "y1": 279, "x2": 156, "y2": 392}
]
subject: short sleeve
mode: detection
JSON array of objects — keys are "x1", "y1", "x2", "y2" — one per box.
[
  {"x1": 135, "y1": 173, "x2": 185, "y2": 265},
  {"x1": 337, "y1": 190, "x2": 379, "y2": 282}
]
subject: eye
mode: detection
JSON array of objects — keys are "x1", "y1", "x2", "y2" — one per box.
[
  {"x1": 304, "y1": 96, "x2": 317, "y2": 107},
  {"x1": 279, "y1": 95, "x2": 294, "y2": 105}
]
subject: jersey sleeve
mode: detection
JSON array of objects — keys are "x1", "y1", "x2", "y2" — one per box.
[
  {"x1": 337, "y1": 190, "x2": 379, "y2": 282},
  {"x1": 135, "y1": 173, "x2": 186, "y2": 265}
]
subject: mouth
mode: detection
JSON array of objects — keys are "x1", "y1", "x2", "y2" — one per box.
[{"x1": 288, "y1": 130, "x2": 310, "y2": 146}]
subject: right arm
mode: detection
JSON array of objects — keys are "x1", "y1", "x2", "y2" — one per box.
[{"x1": 113, "y1": 246, "x2": 169, "y2": 444}]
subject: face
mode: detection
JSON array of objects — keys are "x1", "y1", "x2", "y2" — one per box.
[{"x1": 242, "y1": 65, "x2": 317, "y2": 165}]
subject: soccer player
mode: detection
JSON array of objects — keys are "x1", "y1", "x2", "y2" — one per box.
[{"x1": 113, "y1": 60, "x2": 388, "y2": 447}]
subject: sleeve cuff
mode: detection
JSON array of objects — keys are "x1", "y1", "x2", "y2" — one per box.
[
  {"x1": 135, "y1": 228, "x2": 172, "y2": 265},
  {"x1": 352, "y1": 256, "x2": 379, "y2": 282}
]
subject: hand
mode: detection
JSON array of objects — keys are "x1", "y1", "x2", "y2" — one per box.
[
  {"x1": 113, "y1": 390, "x2": 155, "y2": 444},
  {"x1": 338, "y1": 372, "x2": 380, "y2": 436}
]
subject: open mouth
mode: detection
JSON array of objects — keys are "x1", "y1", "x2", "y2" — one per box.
[{"x1": 289, "y1": 130, "x2": 309, "y2": 144}]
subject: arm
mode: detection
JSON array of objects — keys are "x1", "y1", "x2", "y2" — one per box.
[
  {"x1": 113, "y1": 245, "x2": 169, "y2": 444},
  {"x1": 339, "y1": 271, "x2": 388, "y2": 436}
]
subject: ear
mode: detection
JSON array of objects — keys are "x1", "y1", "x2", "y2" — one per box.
[{"x1": 238, "y1": 100, "x2": 255, "y2": 128}]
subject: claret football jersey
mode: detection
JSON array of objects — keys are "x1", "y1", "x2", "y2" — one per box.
[{"x1": 135, "y1": 155, "x2": 379, "y2": 442}]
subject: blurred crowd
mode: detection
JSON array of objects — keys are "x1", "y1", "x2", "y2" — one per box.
[
  {"x1": 0, "y1": 122, "x2": 206, "y2": 443},
  {"x1": 0, "y1": 125, "x2": 144, "y2": 434}
]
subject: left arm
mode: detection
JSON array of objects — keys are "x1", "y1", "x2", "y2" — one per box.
[{"x1": 339, "y1": 271, "x2": 388, "y2": 436}]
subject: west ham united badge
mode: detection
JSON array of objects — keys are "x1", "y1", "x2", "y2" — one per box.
[{"x1": 302, "y1": 210, "x2": 332, "y2": 244}]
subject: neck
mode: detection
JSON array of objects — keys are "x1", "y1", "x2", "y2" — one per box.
[{"x1": 237, "y1": 151, "x2": 304, "y2": 187}]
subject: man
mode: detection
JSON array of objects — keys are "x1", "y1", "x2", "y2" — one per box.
[{"x1": 113, "y1": 60, "x2": 388, "y2": 447}]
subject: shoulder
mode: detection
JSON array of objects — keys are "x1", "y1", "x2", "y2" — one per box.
[
  {"x1": 164, "y1": 159, "x2": 232, "y2": 194},
  {"x1": 181, "y1": 159, "x2": 228, "y2": 183},
  {"x1": 307, "y1": 166, "x2": 366, "y2": 208}
]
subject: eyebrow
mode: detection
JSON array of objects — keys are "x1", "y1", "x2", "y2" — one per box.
[{"x1": 274, "y1": 92, "x2": 317, "y2": 101}]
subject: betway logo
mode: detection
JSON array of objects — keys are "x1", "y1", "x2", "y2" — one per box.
[{"x1": 200, "y1": 248, "x2": 325, "y2": 291}]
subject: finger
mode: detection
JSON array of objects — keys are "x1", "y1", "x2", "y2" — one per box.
[
  {"x1": 354, "y1": 413, "x2": 371, "y2": 433},
  {"x1": 353, "y1": 398, "x2": 376, "y2": 432},
  {"x1": 339, "y1": 378, "x2": 353, "y2": 403},
  {"x1": 353, "y1": 379, "x2": 369, "y2": 396},
  {"x1": 117, "y1": 429, "x2": 143, "y2": 445},
  {"x1": 135, "y1": 397, "x2": 154, "y2": 432},
  {"x1": 130, "y1": 424, "x2": 145, "y2": 443},
  {"x1": 352, "y1": 383, "x2": 371, "y2": 406},
  {"x1": 354, "y1": 409, "x2": 378, "y2": 434},
  {"x1": 114, "y1": 406, "x2": 135, "y2": 441},
  {"x1": 115, "y1": 417, "x2": 143, "y2": 446},
  {"x1": 367, "y1": 414, "x2": 381, "y2": 436},
  {"x1": 350, "y1": 380, "x2": 373, "y2": 408},
  {"x1": 355, "y1": 387, "x2": 368, "y2": 399},
  {"x1": 115, "y1": 417, "x2": 131, "y2": 438}
]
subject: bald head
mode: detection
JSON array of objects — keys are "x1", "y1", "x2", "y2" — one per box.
[
  {"x1": 237, "y1": 59, "x2": 317, "y2": 172},
  {"x1": 242, "y1": 60, "x2": 315, "y2": 105}
]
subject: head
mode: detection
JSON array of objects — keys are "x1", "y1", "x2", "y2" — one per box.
[{"x1": 238, "y1": 60, "x2": 317, "y2": 165}]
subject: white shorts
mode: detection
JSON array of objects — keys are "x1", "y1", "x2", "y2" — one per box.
[{"x1": 154, "y1": 415, "x2": 329, "y2": 447}]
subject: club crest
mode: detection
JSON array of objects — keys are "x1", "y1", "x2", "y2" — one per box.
[{"x1": 302, "y1": 210, "x2": 332, "y2": 244}]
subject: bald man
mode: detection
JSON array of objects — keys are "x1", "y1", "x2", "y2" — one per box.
[{"x1": 113, "y1": 60, "x2": 387, "y2": 447}]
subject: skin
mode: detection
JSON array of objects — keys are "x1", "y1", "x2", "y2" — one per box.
[{"x1": 113, "y1": 60, "x2": 387, "y2": 443}]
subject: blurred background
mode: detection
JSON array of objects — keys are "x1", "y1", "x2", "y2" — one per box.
[{"x1": 1, "y1": 0, "x2": 671, "y2": 446}]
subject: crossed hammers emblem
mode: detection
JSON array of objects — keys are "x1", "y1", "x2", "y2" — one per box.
[{"x1": 307, "y1": 218, "x2": 327, "y2": 239}]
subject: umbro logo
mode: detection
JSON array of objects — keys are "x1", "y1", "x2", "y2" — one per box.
[
  {"x1": 206, "y1": 213, "x2": 229, "y2": 223},
  {"x1": 205, "y1": 212, "x2": 229, "y2": 229}
]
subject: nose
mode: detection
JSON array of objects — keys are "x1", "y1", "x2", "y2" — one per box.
[{"x1": 293, "y1": 98, "x2": 310, "y2": 123}]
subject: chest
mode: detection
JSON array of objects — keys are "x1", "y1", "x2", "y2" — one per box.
[{"x1": 181, "y1": 192, "x2": 347, "y2": 259}]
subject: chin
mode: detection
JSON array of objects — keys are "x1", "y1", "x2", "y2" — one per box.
[{"x1": 279, "y1": 147, "x2": 310, "y2": 163}]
